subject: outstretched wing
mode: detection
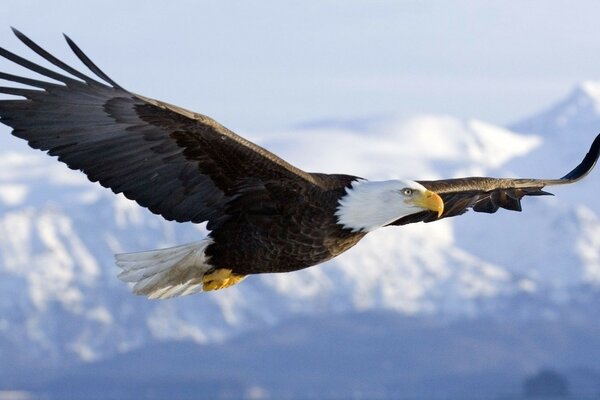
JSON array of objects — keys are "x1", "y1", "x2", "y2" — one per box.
[
  {"x1": 0, "y1": 29, "x2": 318, "y2": 229},
  {"x1": 390, "y1": 133, "x2": 600, "y2": 225}
]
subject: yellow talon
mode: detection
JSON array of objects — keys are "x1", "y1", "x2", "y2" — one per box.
[{"x1": 202, "y1": 268, "x2": 247, "y2": 291}]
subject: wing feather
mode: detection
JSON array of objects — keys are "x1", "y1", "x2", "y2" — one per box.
[
  {"x1": 390, "y1": 133, "x2": 600, "y2": 226},
  {"x1": 12, "y1": 28, "x2": 105, "y2": 87},
  {"x1": 0, "y1": 30, "x2": 318, "y2": 229}
]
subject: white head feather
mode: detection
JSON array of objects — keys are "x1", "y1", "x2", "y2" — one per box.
[{"x1": 335, "y1": 179, "x2": 440, "y2": 232}]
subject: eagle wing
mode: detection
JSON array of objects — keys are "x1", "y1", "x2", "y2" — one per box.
[
  {"x1": 391, "y1": 133, "x2": 600, "y2": 225},
  {"x1": 0, "y1": 29, "x2": 319, "y2": 229}
]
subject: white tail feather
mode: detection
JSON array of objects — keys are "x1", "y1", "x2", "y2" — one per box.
[{"x1": 115, "y1": 239, "x2": 214, "y2": 299}]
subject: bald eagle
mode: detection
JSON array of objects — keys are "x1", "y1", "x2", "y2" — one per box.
[{"x1": 0, "y1": 29, "x2": 598, "y2": 299}]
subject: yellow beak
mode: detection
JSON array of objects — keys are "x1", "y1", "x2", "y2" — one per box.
[{"x1": 413, "y1": 190, "x2": 444, "y2": 218}]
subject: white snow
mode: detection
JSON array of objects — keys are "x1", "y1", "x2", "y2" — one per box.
[
  {"x1": 579, "y1": 81, "x2": 600, "y2": 111},
  {"x1": 0, "y1": 185, "x2": 28, "y2": 206},
  {"x1": 576, "y1": 206, "x2": 600, "y2": 285}
]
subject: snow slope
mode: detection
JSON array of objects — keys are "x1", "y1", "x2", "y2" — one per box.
[{"x1": 0, "y1": 84, "x2": 599, "y2": 369}]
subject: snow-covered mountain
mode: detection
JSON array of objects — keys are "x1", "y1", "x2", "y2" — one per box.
[{"x1": 0, "y1": 83, "x2": 599, "y2": 373}]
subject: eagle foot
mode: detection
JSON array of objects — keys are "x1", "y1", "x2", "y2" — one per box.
[{"x1": 202, "y1": 268, "x2": 247, "y2": 291}]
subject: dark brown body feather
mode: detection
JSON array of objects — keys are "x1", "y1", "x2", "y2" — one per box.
[
  {"x1": 207, "y1": 177, "x2": 365, "y2": 274},
  {"x1": 0, "y1": 30, "x2": 598, "y2": 278}
]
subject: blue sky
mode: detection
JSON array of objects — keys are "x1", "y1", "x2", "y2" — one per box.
[{"x1": 2, "y1": 1, "x2": 600, "y2": 134}]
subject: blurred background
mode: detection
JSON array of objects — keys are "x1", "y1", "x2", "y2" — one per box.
[{"x1": 1, "y1": 1, "x2": 600, "y2": 399}]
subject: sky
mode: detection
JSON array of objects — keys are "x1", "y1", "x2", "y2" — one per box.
[{"x1": 2, "y1": 1, "x2": 600, "y2": 135}]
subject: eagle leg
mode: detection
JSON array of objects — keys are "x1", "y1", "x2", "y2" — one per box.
[{"x1": 202, "y1": 268, "x2": 247, "y2": 291}]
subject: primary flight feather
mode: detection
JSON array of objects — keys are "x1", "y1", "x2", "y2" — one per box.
[{"x1": 0, "y1": 29, "x2": 598, "y2": 299}]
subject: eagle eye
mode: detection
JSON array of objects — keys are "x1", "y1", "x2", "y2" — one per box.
[{"x1": 401, "y1": 188, "x2": 413, "y2": 196}]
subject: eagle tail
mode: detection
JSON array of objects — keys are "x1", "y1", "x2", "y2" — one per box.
[{"x1": 115, "y1": 239, "x2": 214, "y2": 299}]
